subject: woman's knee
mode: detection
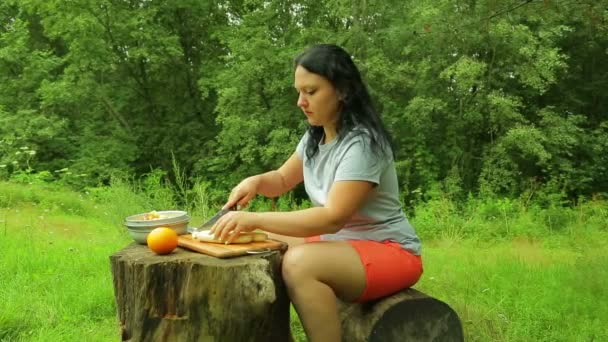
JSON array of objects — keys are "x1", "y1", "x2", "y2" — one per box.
[
  {"x1": 281, "y1": 241, "x2": 368, "y2": 301},
  {"x1": 282, "y1": 244, "x2": 314, "y2": 286}
]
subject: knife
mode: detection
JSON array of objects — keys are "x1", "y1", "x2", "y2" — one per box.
[{"x1": 196, "y1": 205, "x2": 237, "y2": 231}]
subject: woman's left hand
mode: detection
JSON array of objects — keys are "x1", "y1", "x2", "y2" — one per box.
[{"x1": 210, "y1": 211, "x2": 260, "y2": 243}]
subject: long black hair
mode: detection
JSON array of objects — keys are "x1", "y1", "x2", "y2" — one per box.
[{"x1": 294, "y1": 44, "x2": 394, "y2": 160}]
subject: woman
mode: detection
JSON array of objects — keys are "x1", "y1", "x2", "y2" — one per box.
[{"x1": 210, "y1": 44, "x2": 422, "y2": 341}]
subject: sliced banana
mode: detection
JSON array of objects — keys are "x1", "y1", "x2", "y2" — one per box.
[
  {"x1": 252, "y1": 232, "x2": 268, "y2": 242},
  {"x1": 192, "y1": 230, "x2": 266, "y2": 244}
]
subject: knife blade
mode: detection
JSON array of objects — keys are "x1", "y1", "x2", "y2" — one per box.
[{"x1": 197, "y1": 206, "x2": 236, "y2": 230}]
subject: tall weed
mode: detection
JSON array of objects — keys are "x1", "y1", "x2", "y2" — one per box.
[
  {"x1": 411, "y1": 195, "x2": 608, "y2": 241},
  {"x1": 0, "y1": 180, "x2": 94, "y2": 217},
  {"x1": 3, "y1": 174, "x2": 605, "y2": 240}
]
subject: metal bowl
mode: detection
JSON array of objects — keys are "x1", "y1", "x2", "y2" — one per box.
[{"x1": 124, "y1": 210, "x2": 190, "y2": 244}]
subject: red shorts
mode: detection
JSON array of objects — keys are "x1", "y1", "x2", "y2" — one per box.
[{"x1": 305, "y1": 236, "x2": 423, "y2": 302}]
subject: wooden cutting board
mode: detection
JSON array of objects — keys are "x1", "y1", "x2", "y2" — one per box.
[{"x1": 177, "y1": 234, "x2": 287, "y2": 258}]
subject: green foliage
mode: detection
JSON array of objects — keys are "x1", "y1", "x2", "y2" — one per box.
[
  {"x1": 0, "y1": 178, "x2": 94, "y2": 217},
  {"x1": 0, "y1": 107, "x2": 71, "y2": 177},
  {"x1": 0, "y1": 0, "x2": 606, "y2": 203},
  {"x1": 245, "y1": 190, "x2": 313, "y2": 214},
  {"x1": 411, "y1": 195, "x2": 608, "y2": 241}
]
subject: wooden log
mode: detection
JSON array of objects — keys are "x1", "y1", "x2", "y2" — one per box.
[
  {"x1": 110, "y1": 243, "x2": 290, "y2": 342},
  {"x1": 338, "y1": 288, "x2": 463, "y2": 342}
]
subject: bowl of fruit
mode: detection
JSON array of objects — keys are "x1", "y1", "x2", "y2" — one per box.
[{"x1": 124, "y1": 210, "x2": 189, "y2": 244}]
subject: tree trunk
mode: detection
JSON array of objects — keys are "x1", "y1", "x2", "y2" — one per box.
[
  {"x1": 338, "y1": 288, "x2": 464, "y2": 342},
  {"x1": 110, "y1": 243, "x2": 290, "y2": 342}
]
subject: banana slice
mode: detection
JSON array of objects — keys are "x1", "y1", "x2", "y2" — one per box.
[
  {"x1": 252, "y1": 232, "x2": 268, "y2": 242},
  {"x1": 192, "y1": 230, "x2": 254, "y2": 244}
]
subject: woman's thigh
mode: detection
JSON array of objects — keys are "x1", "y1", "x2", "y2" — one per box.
[
  {"x1": 282, "y1": 240, "x2": 367, "y2": 301},
  {"x1": 347, "y1": 240, "x2": 423, "y2": 302},
  {"x1": 283, "y1": 239, "x2": 423, "y2": 302}
]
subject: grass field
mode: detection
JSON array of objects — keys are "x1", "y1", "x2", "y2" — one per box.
[{"x1": 1, "y1": 181, "x2": 607, "y2": 341}]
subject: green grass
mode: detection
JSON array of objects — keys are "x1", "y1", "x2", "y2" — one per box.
[
  {"x1": 0, "y1": 206, "x2": 129, "y2": 341},
  {"x1": 1, "y1": 181, "x2": 607, "y2": 341},
  {"x1": 415, "y1": 237, "x2": 608, "y2": 341}
]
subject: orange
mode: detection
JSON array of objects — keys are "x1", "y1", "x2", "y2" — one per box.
[{"x1": 146, "y1": 227, "x2": 178, "y2": 255}]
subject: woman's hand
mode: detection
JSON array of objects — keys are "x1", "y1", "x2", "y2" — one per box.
[
  {"x1": 210, "y1": 211, "x2": 261, "y2": 243},
  {"x1": 224, "y1": 176, "x2": 261, "y2": 210}
]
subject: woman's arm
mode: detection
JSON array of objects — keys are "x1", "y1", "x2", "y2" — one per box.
[
  {"x1": 214, "y1": 180, "x2": 374, "y2": 242},
  {"x1": 224, "y1": 152, "x2": 303, "y2": 208},
  {"x1": 256, "y1": 152, "x2": 304, "y2": 197}
]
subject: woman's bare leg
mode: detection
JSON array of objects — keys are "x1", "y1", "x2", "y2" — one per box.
[
  {"x1": 266, "y1": 231, "x2": 305, "y2": 341},
  {"x1": 282, "y1": 241, "x2": 366, "y2": 342}
]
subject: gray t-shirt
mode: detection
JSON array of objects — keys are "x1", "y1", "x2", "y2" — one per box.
[{"x1": 296, "y1": 129, "x2": 421, "y2": 255}]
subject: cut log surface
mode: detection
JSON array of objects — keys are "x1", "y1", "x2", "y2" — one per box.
[
  {"x1": 110, "y1": 243, "x2": 290, "y2": 342},
  {"x1": 339, "y1": 288, "x2": 464, "y2": 342}
]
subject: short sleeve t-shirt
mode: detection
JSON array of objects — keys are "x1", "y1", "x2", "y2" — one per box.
[{"x1": 296, "y1": 129, "x2": 421, "y2": 255}]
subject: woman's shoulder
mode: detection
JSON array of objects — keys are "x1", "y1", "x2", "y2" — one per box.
[
  {"x1": 340, "y1": 126, "x2": 393, "y2": 160},
  {"x1": 342, "y1": 126, "x2": 385, "y2": 151},
  {"x1": 341, "y1": 125, "x2": 371, "y2": 142}
]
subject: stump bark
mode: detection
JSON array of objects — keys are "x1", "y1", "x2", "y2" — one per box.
[
  {"x1": 110, "y1": 243, "x2": 290, "y2": 342},
  {"x1": 338, "y1": 288, "x2": 463, "y2": 342}
]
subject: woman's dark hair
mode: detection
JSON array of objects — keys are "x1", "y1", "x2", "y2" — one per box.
[{"x1": 294, "y1": 44, "x2": 394, "y2": 160}]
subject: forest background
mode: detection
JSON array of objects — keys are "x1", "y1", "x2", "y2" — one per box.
[
  {"x1": 1, "y1": 0, "x2": 607, "y2": 341},
  {"x1": 1, "y1": 0, "x2": 606, "y2": 206}
]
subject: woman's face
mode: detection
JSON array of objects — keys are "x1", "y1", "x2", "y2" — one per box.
[{"x1": 294, "y1": 65, "x2": 341, "y2": 129}]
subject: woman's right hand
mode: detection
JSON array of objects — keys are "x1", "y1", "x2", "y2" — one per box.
[{"x1": 223, "y1": 176, "x2": 261, "y2": 210}]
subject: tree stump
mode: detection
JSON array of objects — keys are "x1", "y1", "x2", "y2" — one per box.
[
  {"x1": 338, "y1": 288, "x2": 463, "y2": 342},
  {"x1": 110, "y1": 243, "x2": 290, "y2": 342}
]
